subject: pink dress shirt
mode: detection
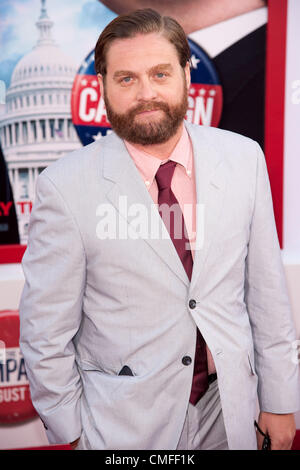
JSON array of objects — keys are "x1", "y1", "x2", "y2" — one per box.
[{"x1": 124, "y1": 126, "x2": 216, "y2": 375}]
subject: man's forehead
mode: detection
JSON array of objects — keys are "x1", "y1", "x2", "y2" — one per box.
[
  {"x1": 107, "y1": 33, "x2": 178, "y2": 59},
  {"x1": 106, "y1": 33, "x2": 180, "y2": 72}
]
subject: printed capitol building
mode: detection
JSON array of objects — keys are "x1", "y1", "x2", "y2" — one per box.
[{"x1": 0, "y1": 0, "x2": 81, "y2": 244}]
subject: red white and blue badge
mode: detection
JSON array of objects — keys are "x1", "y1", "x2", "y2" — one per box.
[{"x1": 71, "y1": 38, "x2": 223, "y2": 146}]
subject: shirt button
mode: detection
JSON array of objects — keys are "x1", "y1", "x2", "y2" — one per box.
[
  {"x1": 182, "y1": 356, "x2": 192, "y2": 366},
  {"x1": 145, "y1": 180, "x2": 150, "y2": 186},
  {"x1": 189, "y1": 299, "x2": 197, "y2": 309}
]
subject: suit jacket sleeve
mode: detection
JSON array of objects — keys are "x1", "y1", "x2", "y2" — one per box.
[
  {"x1": 245, "y1": 142, "x2": 300, "y2": 413},
  {"x1": 19, "y1": 173, "x2": 86, "y2": 444}
]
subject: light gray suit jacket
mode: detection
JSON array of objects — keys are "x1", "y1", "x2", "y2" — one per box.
[{"x1": 19, "y1": 122, "x2": 300, "y2": 450}]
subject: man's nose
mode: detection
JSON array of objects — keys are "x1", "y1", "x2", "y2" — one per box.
[{"x1": 136, "y1": 77, "x2": 158, "y2": 101}]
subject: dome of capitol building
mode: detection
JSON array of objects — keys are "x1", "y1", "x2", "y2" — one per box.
[{"x1": 0, "y1": 0, "x2": 81, "y2": 244}]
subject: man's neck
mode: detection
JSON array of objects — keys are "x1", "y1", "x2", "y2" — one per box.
[{"x1": 125, "y1": 122, "x2": 184, "y2": 160}]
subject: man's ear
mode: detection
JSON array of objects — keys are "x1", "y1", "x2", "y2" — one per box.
[
  {"x1": 184, "y1": 61, "x2": 191, "y2": 92},
  {"x1": 97, "y1": 73, "x2": 104, "y2": 96}
]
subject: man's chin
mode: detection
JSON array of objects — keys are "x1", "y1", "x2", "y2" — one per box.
[{"x1": 124, "y1": 127, "x2": 175, "y2": 145}]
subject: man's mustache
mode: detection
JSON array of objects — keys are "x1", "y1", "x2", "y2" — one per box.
[{"x1": 129, "y1": 101, "x2": 170, "y2": 116}]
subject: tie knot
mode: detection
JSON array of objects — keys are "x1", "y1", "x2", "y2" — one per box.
[{"x1": 155, "y1": 160, "x2": 177, "y2": 191}]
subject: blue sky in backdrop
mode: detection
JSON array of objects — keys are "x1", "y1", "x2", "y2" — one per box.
[{"x1": 0, "y1": 0, "x2": 117, "y2": 87}]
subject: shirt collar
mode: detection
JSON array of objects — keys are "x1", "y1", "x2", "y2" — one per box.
[
  {"x1": 124, "y1": 123, "x2": 193, "y2": 189},
  {"x1": 188, "y1": 6, "x2": 267, "y2": 58}
]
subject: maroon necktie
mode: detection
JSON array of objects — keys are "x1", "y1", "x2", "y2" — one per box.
[{"x1": 155, "y1": 160, "x2": 209, "y2": 405}]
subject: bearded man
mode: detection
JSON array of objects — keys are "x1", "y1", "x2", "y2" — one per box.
[{"x1": 19, "y1": 9, "x2": 299, "y2": 451}]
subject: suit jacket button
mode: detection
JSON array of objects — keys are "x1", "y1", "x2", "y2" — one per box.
[
  {"x1": 182, "y1": 356, "x2": 192, "y2": 366},
  {"x1": 189, "y1": 299, "x2": 197, "y2": 309}
]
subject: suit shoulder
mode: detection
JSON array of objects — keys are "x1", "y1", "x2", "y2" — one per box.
[
  {"x1": 186, "y1": 123, "x2": 262, "y2": 167},
  {"x1": 41, "y1": 140, "x2": 102, "y2": 183},
  {"x1": 187, "y1": 122, "x2": 259, "y2": 148},
  {"x1": 36, "y1": 132, "x2": 122, "y2": 199}
]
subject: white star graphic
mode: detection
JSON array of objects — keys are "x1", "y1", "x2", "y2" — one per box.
[
  {"x1": 92, "y1": 132, "x2": 103, "y2": 141},
  {"x1": 189, "y1": 88, "x2": 196, "y2": 95},
  {"x1": 81, "y1": 79, "x2": 87, "y2": 86},
  {"x1": 91, "y1": 80, "x2": 98, "y2": 87},
  {"x1": 190, "y1": 55, "x2": 200, "y2": 69}
]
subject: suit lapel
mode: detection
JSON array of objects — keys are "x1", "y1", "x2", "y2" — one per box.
[
  {"x1": 101, "y1": 132, "x2": 189, "y2": 287},
  {"x1": 185, "y1": 123, "x2": 227, "y2": 291}
]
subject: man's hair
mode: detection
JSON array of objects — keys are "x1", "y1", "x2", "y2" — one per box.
[{"x1": 94, "y1": 8, "x2": 191, "y2": 76}]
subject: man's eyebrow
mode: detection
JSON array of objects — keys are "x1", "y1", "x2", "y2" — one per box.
[
  {"x1": 113, "y1": 70, "x2": 137, "y2": 79},
  {"x1": 148, "y1": 63, "x2": 173, "y2": 73},
  {"x1": 113, "y1": 63, "x2": 173, "y2": 79}
]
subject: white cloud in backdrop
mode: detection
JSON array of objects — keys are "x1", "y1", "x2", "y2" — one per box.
[{"x1": 0, "y1": 0, "x2": 117, "y2": 86}]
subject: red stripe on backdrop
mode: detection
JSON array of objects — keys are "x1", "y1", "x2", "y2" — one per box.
[
  {"x1": 264, "y1": 0, "x2": 288, "y2": 248},
  {"x1": 0, "y1": 245, "x2": 26, "y2": 264}
]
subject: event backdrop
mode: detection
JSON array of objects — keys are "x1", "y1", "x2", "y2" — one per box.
[
  {"x1": 0, "y1": 0, "x2": 269, "y2": 251},
  {"x1": 0, "y1": 0, "x2": 299, "y2": 450}
]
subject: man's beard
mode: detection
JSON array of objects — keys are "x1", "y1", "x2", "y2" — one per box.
[{"x1": 103, "y1": 85, "x2": 188, "y2": 145}]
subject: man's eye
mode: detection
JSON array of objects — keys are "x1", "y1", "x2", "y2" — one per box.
[
  {"x1": 121, "y1": 76, "x2": 132, "y2": 83},
  {"x1": 156, "y1": 72, "x2": 166, "y2": 78}
]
